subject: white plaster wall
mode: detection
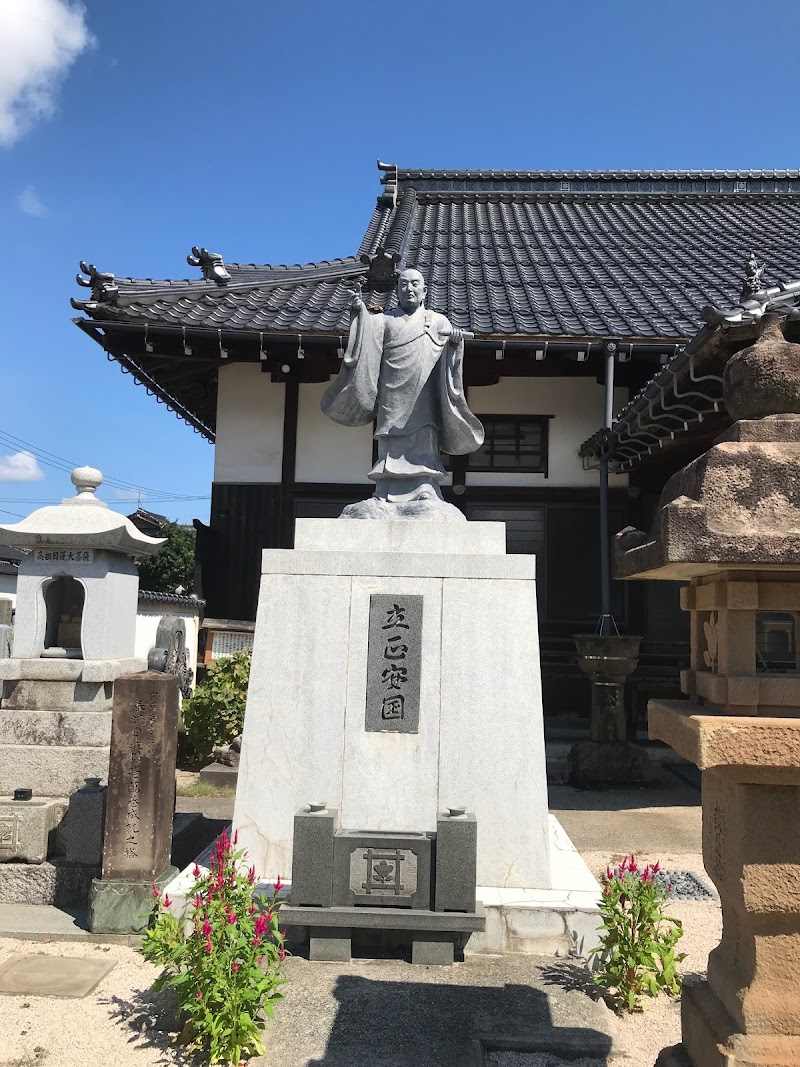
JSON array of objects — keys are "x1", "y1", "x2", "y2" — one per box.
[
  {"x1": 134, "y1": 607, "x2": 200, "y2": 682},
  {"x1": 214, "y1": 363, "x2": 285, "y2": 483},
  {"x1": 466, "y1": 377, "x2": 629, "y2": 487},
  {"x1": 295, "y1": 380, "x2": 373, "y2": 484}
]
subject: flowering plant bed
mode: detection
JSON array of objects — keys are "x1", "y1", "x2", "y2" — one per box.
[
  {"x1": 590, "y1": 855, "x2": 685, "y2": 1013},
  {"x1": 142, "y1": 827, "x2": 287, "y2": 1065}
]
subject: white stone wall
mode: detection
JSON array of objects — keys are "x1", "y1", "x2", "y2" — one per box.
[
  {"x1": 466, "y1": 377, "x2": 629, "y2": 487},
  {"x1": 214, "y1": 363, "x2": 285, "y2": 483}
]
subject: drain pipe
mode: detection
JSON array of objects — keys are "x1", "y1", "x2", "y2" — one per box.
[{"x1": 598, "y1": 341, "x2": 617, "y2": 637}]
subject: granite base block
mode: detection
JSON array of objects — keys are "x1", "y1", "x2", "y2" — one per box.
[
  {"x1": 309, "y1": 928, "x2": 352, "y2": 963},
  {"x1": 0, "y1": 797, "x2": 65, "y2": 862},
  {"x1": 0, "y1": 709, "x2": 112, "y2": 748},
  {"x1": 567, "y1": 740, "x2": 655, "y2": 788},
  {"x1": 0, "y1": 743, "x2": 110, "y2": 797},
  {"x1": 0, "y1": 858, "x2": 99, "y2": 906},
  {"x1": 88, "y1": 866, "x2": 178, "y2": 934},
  {"x1": 198, "y1": 762, "x2": 238, "y2": 789},
  {"x1": 61, "y1": 784, "x2": 105, "y2": 866},
  {"x1": 411, "y1": 931, "x2": 456, "y2": 966}
]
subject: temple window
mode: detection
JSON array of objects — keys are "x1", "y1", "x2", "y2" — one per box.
[
  {"x1": 467, "y1": 415, "x2": 552, "y2": 474},
  {"x1": 756, "y1": 612, "x2": 796, "y2": 671}
]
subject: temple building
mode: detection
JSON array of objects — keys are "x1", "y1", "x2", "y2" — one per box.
[{"x1": 71, "y1": 164, "x2": 800, "y2": 719}]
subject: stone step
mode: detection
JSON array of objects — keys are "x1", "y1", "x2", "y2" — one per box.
[
  {"x1": 0, "y1": 710, "x2": 112, "y2": 748},
  {"x1": 0, "y1": 744, "x2": 110, "y2": 796}
]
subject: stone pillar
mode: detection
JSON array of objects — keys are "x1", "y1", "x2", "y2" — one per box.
[
  {"x1": 88, "y1": 672, "x2": 179, "y2": 933},
  {"x1": 650, "y1": 700, "x2": 800, "y2": 1066}
]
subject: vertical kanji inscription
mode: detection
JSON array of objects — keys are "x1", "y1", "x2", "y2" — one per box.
[{"x1": 365, "y1": 594, "x2": 423, "y2": 733}]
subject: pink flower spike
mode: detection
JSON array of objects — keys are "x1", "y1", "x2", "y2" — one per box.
[
  {"x1": 231, "y1": 961, "x2": 239, "y2": 973},
  {"x1": 652, "y1": 861, "x2": 661, "y2": 874},
  {"x1": 273, "y1": 874, "x2": 284, "y2": 893},
  {"x1": 202, "y1": 917, "x2": 212, "y2": 938},
  {"x1": 151, "y1": 883, "x2": 161, "y2": 899},
  {"x1": 629, "y1": 855, "x2": 637, "y2": 873},
  {"x1": 233, "y1": 828, "x2": 239, "y2": 845},
  {"x1": 194, "y1": 893, "x2": 202, "y2": 909},
  {"x1": 227, "y1": 912, "x2": 237, "y2": 925},
  {"x1": 192, "y1": 862, "x2": 201, "y2": 878},
  {"x1": 619, "y1": 856, "x2": 627, "y2": 873},
  {"x1": 605, "y1": 866, "x2": 612, "y2": 881},
  {"x1": 278, "y1": 945, "x2": 286, "y2": 962},
  {"x1": 254, "y1": 913, "x2": 268, "y2": 937},
  {"x1": 248, "y1": 902, "x2": 256, "y2": 915},
  {"x1": 251, "y1": 935, "x2": 261, "y2": 948},
  {"x1": 247, "y1": 865, "x2": 256, "y2": 885},
  {"x1": 163, "y1": 894, "x2": 172, "y2": 908},
  {"x1": 204, "y1": 937, "x2": 212, "y2": 954},
  {"x1": 195, "y1": 990, "x2": 202, "y2": 1001}
]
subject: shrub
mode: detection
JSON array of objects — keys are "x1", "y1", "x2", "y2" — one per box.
[
  {"x1": 136, "y1": 519, "x2": 196, "y2": 594},
  {"x1": 590, "y1": 855, "x2": 685, "y2": 1013},
  {"x1": 142, "y1": 827, "x2": 287, "y2": 1065},
  {"x1": 182, "y1": 649, "x2": 251, "y2": 764}
]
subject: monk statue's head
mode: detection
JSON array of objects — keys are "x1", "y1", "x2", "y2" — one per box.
[{"x1": 397, "y1": 268, "x2": 426, "y2": 313}]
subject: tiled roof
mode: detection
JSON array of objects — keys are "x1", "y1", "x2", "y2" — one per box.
[{"x1": 74, "y1": 167, "x2": 800, "y2": 342}]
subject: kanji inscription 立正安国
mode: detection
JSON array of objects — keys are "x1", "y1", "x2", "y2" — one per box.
[{"x1": 365, "y1": 594, "x2": 423, "y2": 733}]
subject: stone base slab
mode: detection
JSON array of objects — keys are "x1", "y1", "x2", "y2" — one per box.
[
  {"x1": 0, "y1": 797, "x2": 65, "y2": 862},
  {"x1": 566, "y1": 740, "x2": 655, "y2": 788},
  {"x1": 1, "y1": 679, "x2": 114, "y2": 712},
  {"x1": 198, "y1": 762, "x2": 238, "y2": 789},
  {"x1": 0, "y1": 659, "x2": 146, "y2": 683},
  {"x1": 0, "y1": 858, "x2": 99, "y2": 906},
  {"x1": 681, "y1": 979, "x2": 800, "y2": 1067},
  {"x1": 0, "y1": 743, "x2": 110, "y2": 796},
  {"x1": 88, "y1": 866, "x2": 178, "y2": 934},
  {"x1": 0, "y1": 710, "x2": 112, "y2": 748}
]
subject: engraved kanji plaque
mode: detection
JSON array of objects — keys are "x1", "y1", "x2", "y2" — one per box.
[{"x1": 365, "y1": 594, "x2": 423, "y2": 733}]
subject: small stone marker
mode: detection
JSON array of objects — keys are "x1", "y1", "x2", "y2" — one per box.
[
  {"x1": 88, "y1": 671, "x2": 179, "y2": 933},
  {"x1": 0, "y1": 954, "x2": 115, "y2": 998},
  {"x1": 365, "y1": 594, "x2": 423, "y2": 733}
]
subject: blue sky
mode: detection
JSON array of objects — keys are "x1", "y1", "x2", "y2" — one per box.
[{"x1": 1, "y1": 0, "x2": 798, "y2": 524}]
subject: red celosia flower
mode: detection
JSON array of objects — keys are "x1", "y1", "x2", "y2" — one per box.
[
  {"x1": 273, "y1": 874, "x2": 284, "y2": 893},
  {"x1": 204, "y1": 937, "x2": 212, "y2": 954},
  {"x1": 247, "y1": 865, "x2": 256, "y2": 885},
  {"x1": 652, "y1": 861, "x2": 661, "y2": 875},
  {"x1": 227, "y1": 912, "x2": 237, "y2": 925},
  {"x1": 202, "y1": 917, "x2": 212, "y2": 938},
  {"x1": 151, "y1": 884, "x2": 161, "y2": 899},
  {"x1": 629, "y1": 855, "x2": 638, "y2": 873},
  {"x1": 194, "y1": 893, "x2": 202, "y2": 909},
  {"x1": 251, "y1": 936, "x2": 261, "y2": 948},
  {"x1": 195, "y1": 990, "x2": 202, "y2": 1001},
  {"x1": 233, "y1": 828, "x2": 239, "y2": 845},
  {"x1": 254, "y1": 913, "x2": 268, "y2": 937},
  {"x1": 619, "y1": 856, "x2": 627, "y2": 873},
  {"x1": 265, "y1": 909, "x2": 274, "y2": 926},
  {"x1": 231, "y1": 962, "x2": 239, "y2": 973},
  {"x1": 280, "y1": 928, "x2": 287, "y2": 941},
  {"x1": 192, "y1": 862, "x2": 201, "y2": 878},
  {"x1": 605, "y1": 866, "x2": 613, "y2": 881},
  {"x1": 248, "y1": 902, "x2": 256, "y2": 915},
  {"x1": 278, "y1": 946, "x2": 286, "y2": 962},
  {"x1": 163, "y1": 894, "x2": 172, "y2": 908}
]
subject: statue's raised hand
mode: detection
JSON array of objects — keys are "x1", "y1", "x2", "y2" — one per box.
[{"x1": 343, "y1": 276, "x2": 367, "y2": 313}]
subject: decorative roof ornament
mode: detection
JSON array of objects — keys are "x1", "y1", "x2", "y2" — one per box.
[
  {"x1": 377, "y1": 160, "x2": 398, "y2": 208},
  {"x1": 359, "y1": 245, "x2": 401, "y2": 293},
  {"x1": 740, "y1": 253, "x2": 766, "y2": 301},
  {"x1": 71, "y1": 261, "x2": 119, "y2": 309},
  {"x1": 187, "y1": 247, "x2": 231, "y2": 284}
]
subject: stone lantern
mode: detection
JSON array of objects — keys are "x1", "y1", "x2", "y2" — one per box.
[
  {"x1": 0, "y1": 467, "x2": 163, "y2": 907},
  {"x1": 615, "y1": 310, "x2": 800, "y2": 1067}
]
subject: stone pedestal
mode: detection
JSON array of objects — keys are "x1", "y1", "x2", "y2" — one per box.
[
  {"x1": 650, "y1": 699, "x2": 800, "y2": 1066},
  {"x1": 234, "y1": 519, "x2": 550, "y2": 893},
  {"x1": 89, "y1": 671, "x2": 179, "y2": 933}
]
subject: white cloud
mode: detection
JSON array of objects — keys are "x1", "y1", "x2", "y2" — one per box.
[
  {"x1": 0, "y1": 1, "x2": 94, "y2": 147},
  {"x1": 0, "y1": 451, "x2": 45, "y2": 482},
  {"x1": 17, "y1": 184, "x2": 47, "y2": 217},
  {"x1": 112, "y1": 489, "x2": 142, "y2": 502}
]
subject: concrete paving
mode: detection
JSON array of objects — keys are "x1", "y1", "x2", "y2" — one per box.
[
  {"x1": 255, "y1": 955, "x2": 617, "y2": 1067},
  {"x1": 0, "y1": 952, "x2": 115, "y2": 997}
]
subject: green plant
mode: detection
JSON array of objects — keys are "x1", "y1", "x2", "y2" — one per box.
[
  {"x1": 590, "y1": 855, "x2": 686, "y2": 1013},
  {"x1": 142, "y1": 827, "x2": 287, "y2": 1065},
  {"x1": 182, "y1": 650, "x2": 252, "y2": 764},
  {"x1": 136, "y1": 519, "x2": 196, "y2": 594}
]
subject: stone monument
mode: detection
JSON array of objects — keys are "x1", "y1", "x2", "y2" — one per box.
[
  {"x1": 234, "y1": 268, "x2": 600, "y2": 957},
  {"x1": 89, "y1": 671, "x2": 180, "y2": 933},
  {"x1": 0, "y1": 467, "x2": 164, "y2": 905},
  {"x1": 321, "y1": 267, "x2": 483, "y2": 521},
  {"x1": 615, "y1": 309, "x2": 800, "y2": 1066}
]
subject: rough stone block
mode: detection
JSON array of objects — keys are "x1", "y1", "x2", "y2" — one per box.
[
  {"x1": 291, "y1": 807, "x2": 337, "y2": 908},
  {"x1": 0, "y1": 797, "x2": 64, "y2": 862},
  {"x1": 102, "y1": 672, "x2": 179, "y2": 881},
  {"x1": 309, "y1": 929, "x2": 352, "y2": 963},
  {"x1": 332, "y1": 831, "x2": 432, "y2": 909},
  {"x1": 0, "y1": 858, "x2": 99, "y2": 906},
  {"x1": 0, "y1": 744, "x2": 110, "y2": 797},
  {"x1": 412, "y1": 932, "x2": 455, "y2": 966},
  {"x1": 0, "y1": 709, "x2": 112, "y2": 747},
  {"x1": 88, "y1": 864, "x2": 178, "y2": 934},
  {"x1": 61, "y1": 781, "x2": 106, "y2": 866},
  {"x1": 435, "y1": 812, "x2": 477, "y2": 913},
  {"x1": 1, "y1": 679, "x2": 113, "y2": 712}
]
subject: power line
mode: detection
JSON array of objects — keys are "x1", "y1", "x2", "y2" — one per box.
[{"x1": 0, "y1": 428, "x2": 205, "y2": 502}]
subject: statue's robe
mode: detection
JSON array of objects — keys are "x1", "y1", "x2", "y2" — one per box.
[{"x1": 322, "y1": 305, "x2": 484, "y2": 490}]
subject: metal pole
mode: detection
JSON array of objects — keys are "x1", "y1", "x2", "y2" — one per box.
[{"x1": 599, "y1": 343, "x2": 616, "y2": 636}]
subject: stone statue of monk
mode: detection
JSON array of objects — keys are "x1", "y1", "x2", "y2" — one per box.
[{"x1": 322, "y1": 268, "x2": 484, "y2": 520}]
